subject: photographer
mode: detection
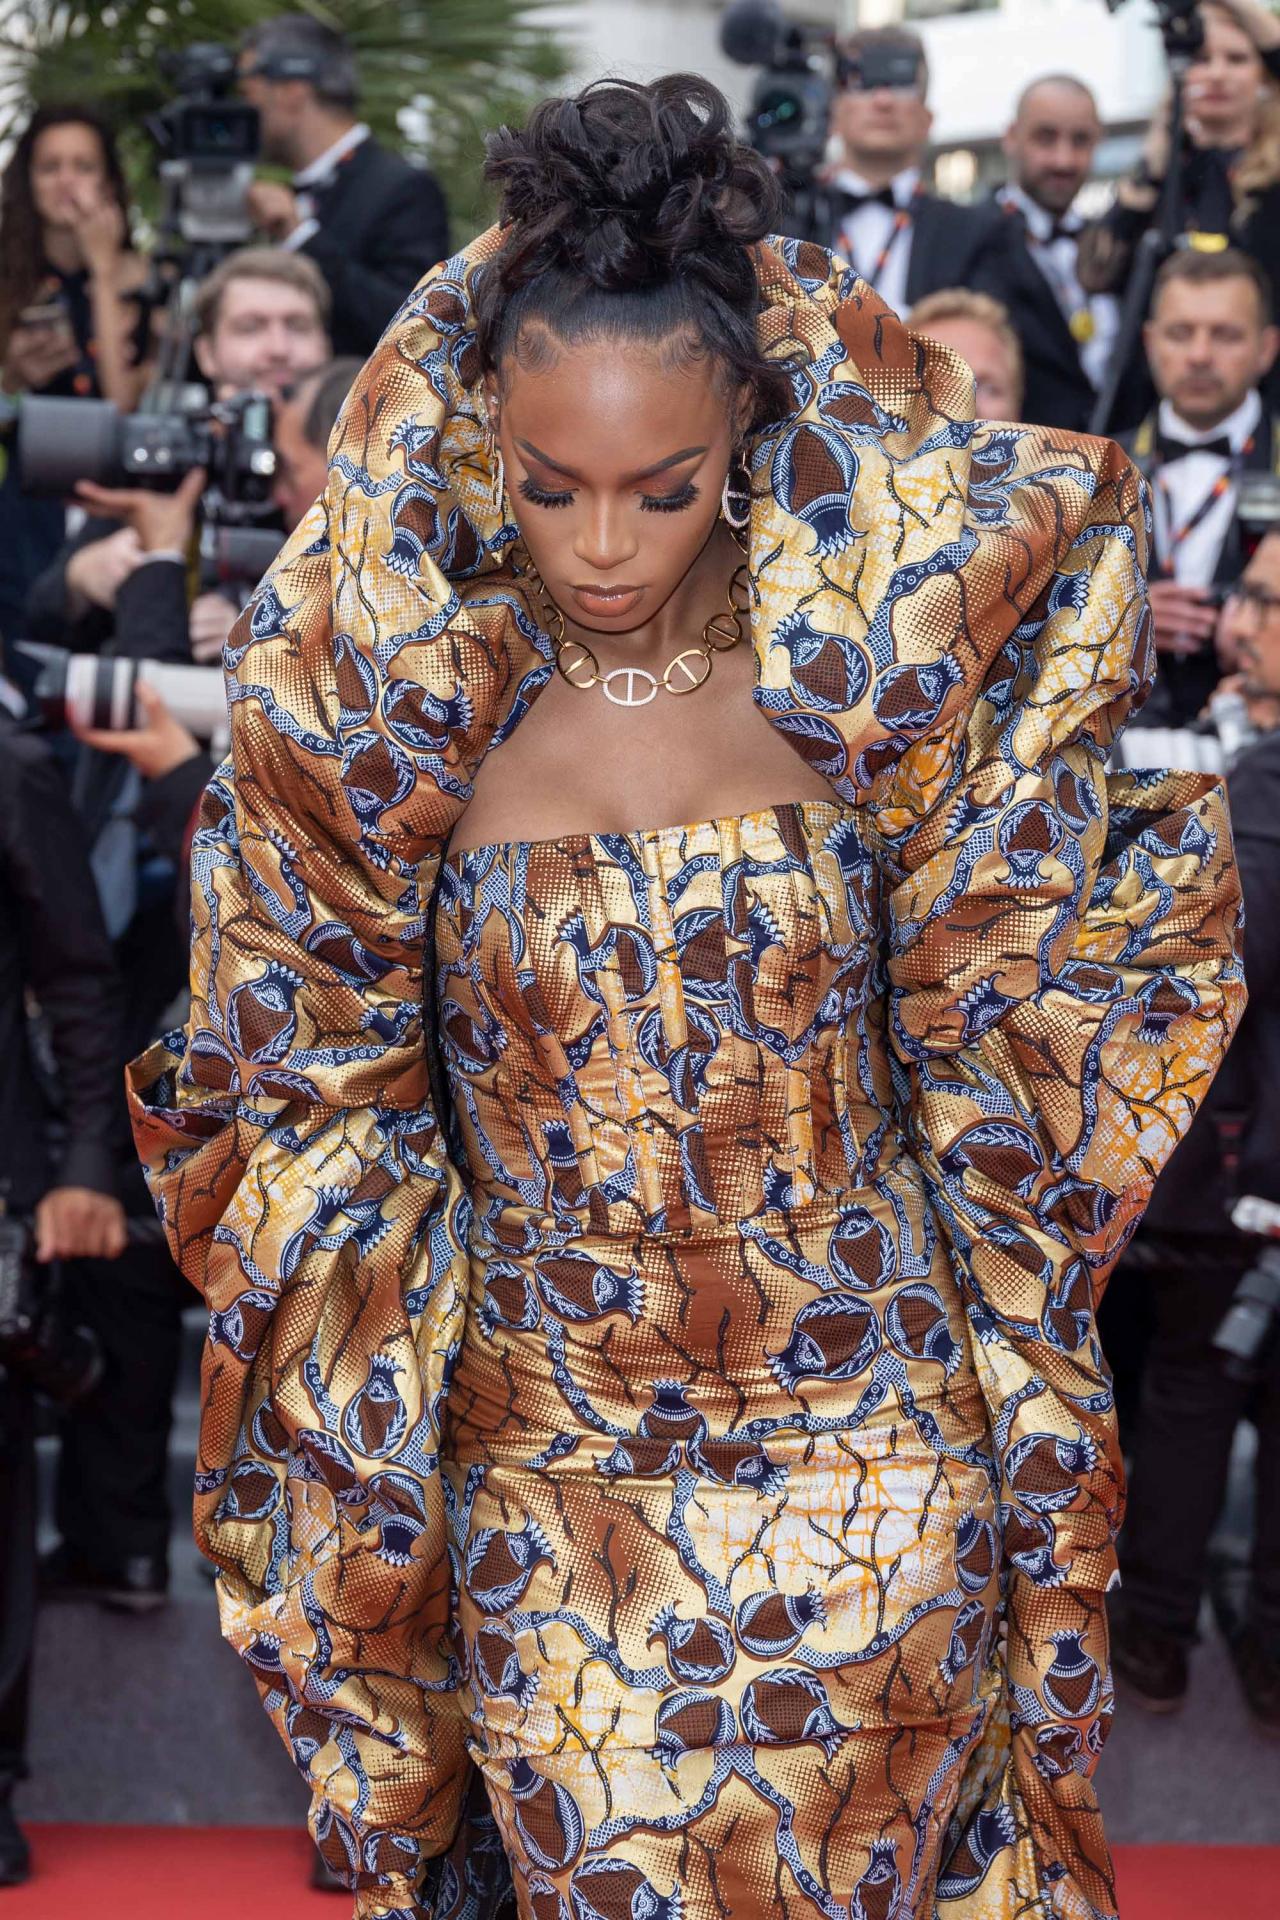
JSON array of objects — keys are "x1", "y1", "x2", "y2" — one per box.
[
  {"x1": 66, "y1": 353, "x2": 362, "y2": 913},
  {"x1": 237, "y1": 14, "x2": 449, "y2": 356},
  {"x1": 826, "y1": 26, "x2": 1010, "y2": 311},
  {"x1": 0, "y1": 714, "x2": 126, "y2": 1884},
  {"x1": 1111, "y1": 527, "x2": 1280, "y2": 1730},
  {"x1": 1123, "y1": 247, "x2": 1279, "y2": 728},
  {"x1": 39, "y1": 355, "x2": 359, "y2": 1648},
  {"x1": 1080, "y1": 1, "x2": 1280, "y2": 345},
  {"x1": 26, "y1": 246, "x2": 331, "y2": 670}
]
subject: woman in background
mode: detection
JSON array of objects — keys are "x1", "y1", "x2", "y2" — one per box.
[{"x1": 0, "y1": 105, "x2": 148, "y2": 658}]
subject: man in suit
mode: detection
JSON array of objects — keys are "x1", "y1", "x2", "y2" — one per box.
[
  {"x1": 995, "y1": 74, "x2": 1126, "y2": 431},
  {"x1": 237, "y1": 13, "x2": 449, "y2": 356},
  {"x1": 826, "y1": 26, "x2": 1011, "y2": 312},
  {"x1": 1125, "y1": 248, "x2": 1279, "y2": 729}
]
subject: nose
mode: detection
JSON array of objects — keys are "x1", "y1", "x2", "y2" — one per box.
[{"x1": 572, "y1": 495, "x2": 638, "y2": 573}]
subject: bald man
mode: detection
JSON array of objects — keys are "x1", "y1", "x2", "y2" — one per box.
[{"x1": 995, "y1": 75, "x2": 1129, "y2": 430}]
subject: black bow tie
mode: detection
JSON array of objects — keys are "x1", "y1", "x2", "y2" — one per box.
[
  {"x1": 836, "y1": 186, "x2": 897, "y2": 217},
  {"x1": 1157, "y1": 429, "x2": 1235, "y2": 462}
]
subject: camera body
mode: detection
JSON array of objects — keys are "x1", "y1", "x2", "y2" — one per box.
[
  {"x1": 0, "y1": 1210, "x2": 103, "y2": 1407},
  {"x1": 19, "y1": 387, "x2": 276, "y2": 513},
  {"x1": 148, "y1": 43, "x2": 260, "y2": 251},
  {"x1": 719, "y1": 1, "x2": 836, "y2": 213}
]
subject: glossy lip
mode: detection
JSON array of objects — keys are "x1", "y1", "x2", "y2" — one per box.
[{"x1": 569, "y1": 584, "x2": 646, "y2": 616}]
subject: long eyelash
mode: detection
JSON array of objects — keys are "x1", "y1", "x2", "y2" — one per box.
[
  {"x1": 640, "y1": 482, "x2": 700, "y2": 514},
  {"x1": 518, "y1": 476, "x2": 574, "y2": 509}
]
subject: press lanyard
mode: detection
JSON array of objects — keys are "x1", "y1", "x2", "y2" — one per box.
[
  {"x1": 1032, "y1": 234, "x2": 1094, "y2": 344},
  {"x1": 1154, "y1": 437, "x2": 1252, "y2": 567},
  {"x1": 846, "y1": 189, "x2": 921, "y2": 289}
]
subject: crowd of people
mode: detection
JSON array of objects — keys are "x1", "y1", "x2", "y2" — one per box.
[{"x1": 1, "y1": 0, "x2": 1278, "y2": 1900}]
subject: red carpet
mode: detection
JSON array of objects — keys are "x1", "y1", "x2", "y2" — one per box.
[{"x1": 7, "y1": 1828, "x2": 1279, "y2": 1917}]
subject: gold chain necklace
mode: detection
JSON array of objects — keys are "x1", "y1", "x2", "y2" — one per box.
[{"x1": 526, "y1": 560, "x2": 750, "y2": 710}]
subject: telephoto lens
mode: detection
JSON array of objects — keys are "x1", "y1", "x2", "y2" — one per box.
[{"x1": 27, "y1": 648, "x2": 231, "y2": 746}]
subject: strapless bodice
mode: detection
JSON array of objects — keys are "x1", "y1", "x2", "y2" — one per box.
[{"x1": 434, "y1": 801, "x2": 902, "y2": 1238}]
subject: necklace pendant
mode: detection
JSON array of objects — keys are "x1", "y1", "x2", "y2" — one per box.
[
  {"x1": 664, "y1": 648, "x2": 712, "y2": 695},
  {"x1": 602, "y1": 666, "x2": 658, "y2": 708}
]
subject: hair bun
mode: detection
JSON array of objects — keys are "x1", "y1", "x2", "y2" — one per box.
[{"x1": 484, "y1": 74, "x2": 780, "y2": 304}]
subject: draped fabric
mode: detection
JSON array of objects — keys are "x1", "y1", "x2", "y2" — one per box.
[{"x1": 127, "y1": 229, "x2": 1244, "y2": 1919}]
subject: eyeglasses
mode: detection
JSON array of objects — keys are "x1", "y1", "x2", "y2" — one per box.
[{"x1": 1226, "y1": 580, "x2": 1280, "y2": 619}]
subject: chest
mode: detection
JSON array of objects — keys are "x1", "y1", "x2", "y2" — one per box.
[{"x1": 450, "y1": 641, "x2": 834, "y2": 853}]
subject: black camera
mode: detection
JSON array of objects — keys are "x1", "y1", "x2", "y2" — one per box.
[
  {"x1": 18, "y1": 387, "x2": 276, "y2": 510},
  {"x1": 720, "y1": 0, "x2": 836, "y2": 188},
  {"x1": 0, "y1": 1211, "x2": 103, "y2": 1408},
  {"x1": 1214, "y1": 1196, "x2": 1280, "y2": 1385},
  {"x1": 149, "y1": 43, "x2": 260, "y2": 252},
  {"x1": 1104, "y1": 0, "x2": 1205, "y2": 62}
]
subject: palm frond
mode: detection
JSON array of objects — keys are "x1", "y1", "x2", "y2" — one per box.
[{"x1": 0, "y1": 0, "x2": 573, "y2": 242}]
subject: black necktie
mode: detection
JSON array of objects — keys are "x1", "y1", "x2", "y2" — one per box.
[
  {"x1": 835, "y1": 186, "x2": 896, "y2": 218},
  {"x1": 1156, "y1": 429, "x2": 1234, "y2": 462}
]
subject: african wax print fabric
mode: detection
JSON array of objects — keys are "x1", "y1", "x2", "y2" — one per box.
[{"x1": 126, "y1": 229, "x2": 1244, "y2": 1920}]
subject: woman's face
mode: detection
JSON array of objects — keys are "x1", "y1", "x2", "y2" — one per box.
[
  {"x1": 485, "y1": 334, "x2": 741, "y2": 634},
  {"x1": 1189, "y1": 8, "x2": 1267, "y2": 144},
  {"x1": 30, "y1": 122, "x2": 110, "y2": 228}
]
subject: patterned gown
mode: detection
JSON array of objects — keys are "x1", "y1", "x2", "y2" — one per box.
[{"x1": 126, "y1": 231, "x2": 1244, "y2": 1920}]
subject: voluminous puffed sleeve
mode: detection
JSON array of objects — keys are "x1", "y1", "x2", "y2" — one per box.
[
  {"x1": 125, "y1": 469, "x2": 516, "y2": 1916},
  {"x1": 862, "y1": 443, "x2": 1243, "y2": 1916}
]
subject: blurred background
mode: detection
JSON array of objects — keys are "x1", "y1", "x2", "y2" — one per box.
[{"x1": 1, "y1": 2, "x2": 1279, "y2": 1915}]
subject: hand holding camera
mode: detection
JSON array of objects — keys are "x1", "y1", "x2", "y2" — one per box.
[
  {"x1": 34, "y1": 1185, "x2": 127, "y2": 1264},
  {"x1": 74, "y1": 461, "x2": 207, "y2": 554},
  {"x1": 70, "y1": 676, "x2": 201, "y2": 782}
]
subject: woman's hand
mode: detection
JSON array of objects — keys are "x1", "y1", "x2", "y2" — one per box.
[
  {"x1": 66, "y1": 181, "x2": 127, "y2": 276},
  {"x1": 1, "y1": 318, "x2": 79, "y2": 396},
  {"x1": 1210, "y1": 0, "x2": 1280, "y2": 54}
]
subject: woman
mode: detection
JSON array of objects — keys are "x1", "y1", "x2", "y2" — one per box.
[
  {"x1": 0, "y1": 105, "x2": 148, "y2": 653},
  {"x1": 1080, "y1": 0, "x2": 1280, "y2": 315},
  {"x1": 128, "y1": 78, "x2": 1243, "y2": 1920},
  {"x1": 0, "y1": 104, "x2": 147, "y2": 412}
]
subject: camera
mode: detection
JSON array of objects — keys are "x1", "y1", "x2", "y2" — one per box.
[
  {"x1": 18, "y1": 388, "x2": 276, "y2": 508},
  {"x1": 148, "y1": 42, "x2": 260, "y2": 252},
  {"x1": 27, "y1": 648, "x2": 232, "y2": 748},
  {"x1": 17, "y1": 387, "x2": 283, "y2": 601},
  {"x1": 1213, "y1": 1195, "x2": 1280, "y2": 1385},
  {"x1": 720, "y1": 0, "x2": 836, "y2": 193},
  {"x1": 1103, "y1": 0, "x2": 1206, "y2": 62},
  {"x1": 0, "y1": 1210, "x2": 103, "y2": 1407}
]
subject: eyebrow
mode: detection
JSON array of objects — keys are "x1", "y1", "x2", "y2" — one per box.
[{"x1": 515, "y1": 438, "x2": 708, "y2": 483}]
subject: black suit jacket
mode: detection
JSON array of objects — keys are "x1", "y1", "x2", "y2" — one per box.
[
  {"x1": 299, "y1": 136, "x2": 450, "y2": 356},
  {"x1": 984, "y1": 196, "x2": 1148, "y2": 434},
  {"x1": 901, "y1": 192, "x2": 1013, "y2": 307},
  {"x1": 1122, "y1": 407, "x2": 1280, "y2": 727}
]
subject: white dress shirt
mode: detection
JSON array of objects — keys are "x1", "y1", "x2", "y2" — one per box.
[
  {"x1": 831, "y1": 166, "x2": 920, "y2": 316},
  {"x1": 997, "y1": 183, "x2": 1118, "y2": 392},
  {"x1": 284, "y1": 121, "x2": 372, "y2": 252},
  {"x1": 1154, "y1": 389, "x2": 1262, "y2": 586}
]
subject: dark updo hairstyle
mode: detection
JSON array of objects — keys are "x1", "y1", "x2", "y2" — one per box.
[{"x1": 475, "y1": 74, "x2": 795, "y2": 426}]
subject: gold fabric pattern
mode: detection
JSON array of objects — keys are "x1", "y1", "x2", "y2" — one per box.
[{"x1": 126, "y1": 230, "x2": 1244, "y2": 1919}]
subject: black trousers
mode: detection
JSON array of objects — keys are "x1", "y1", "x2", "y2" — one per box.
[
  {"x1": 55, "y1": 1239, "x2": 189, "y2": 1568},
  {"x1": 0, "y1": 1374, "x2": 35, "y2": 1785},
  {"x1": 1119, "y1": 1228, "x2": 1280, "y2": 1647}
]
